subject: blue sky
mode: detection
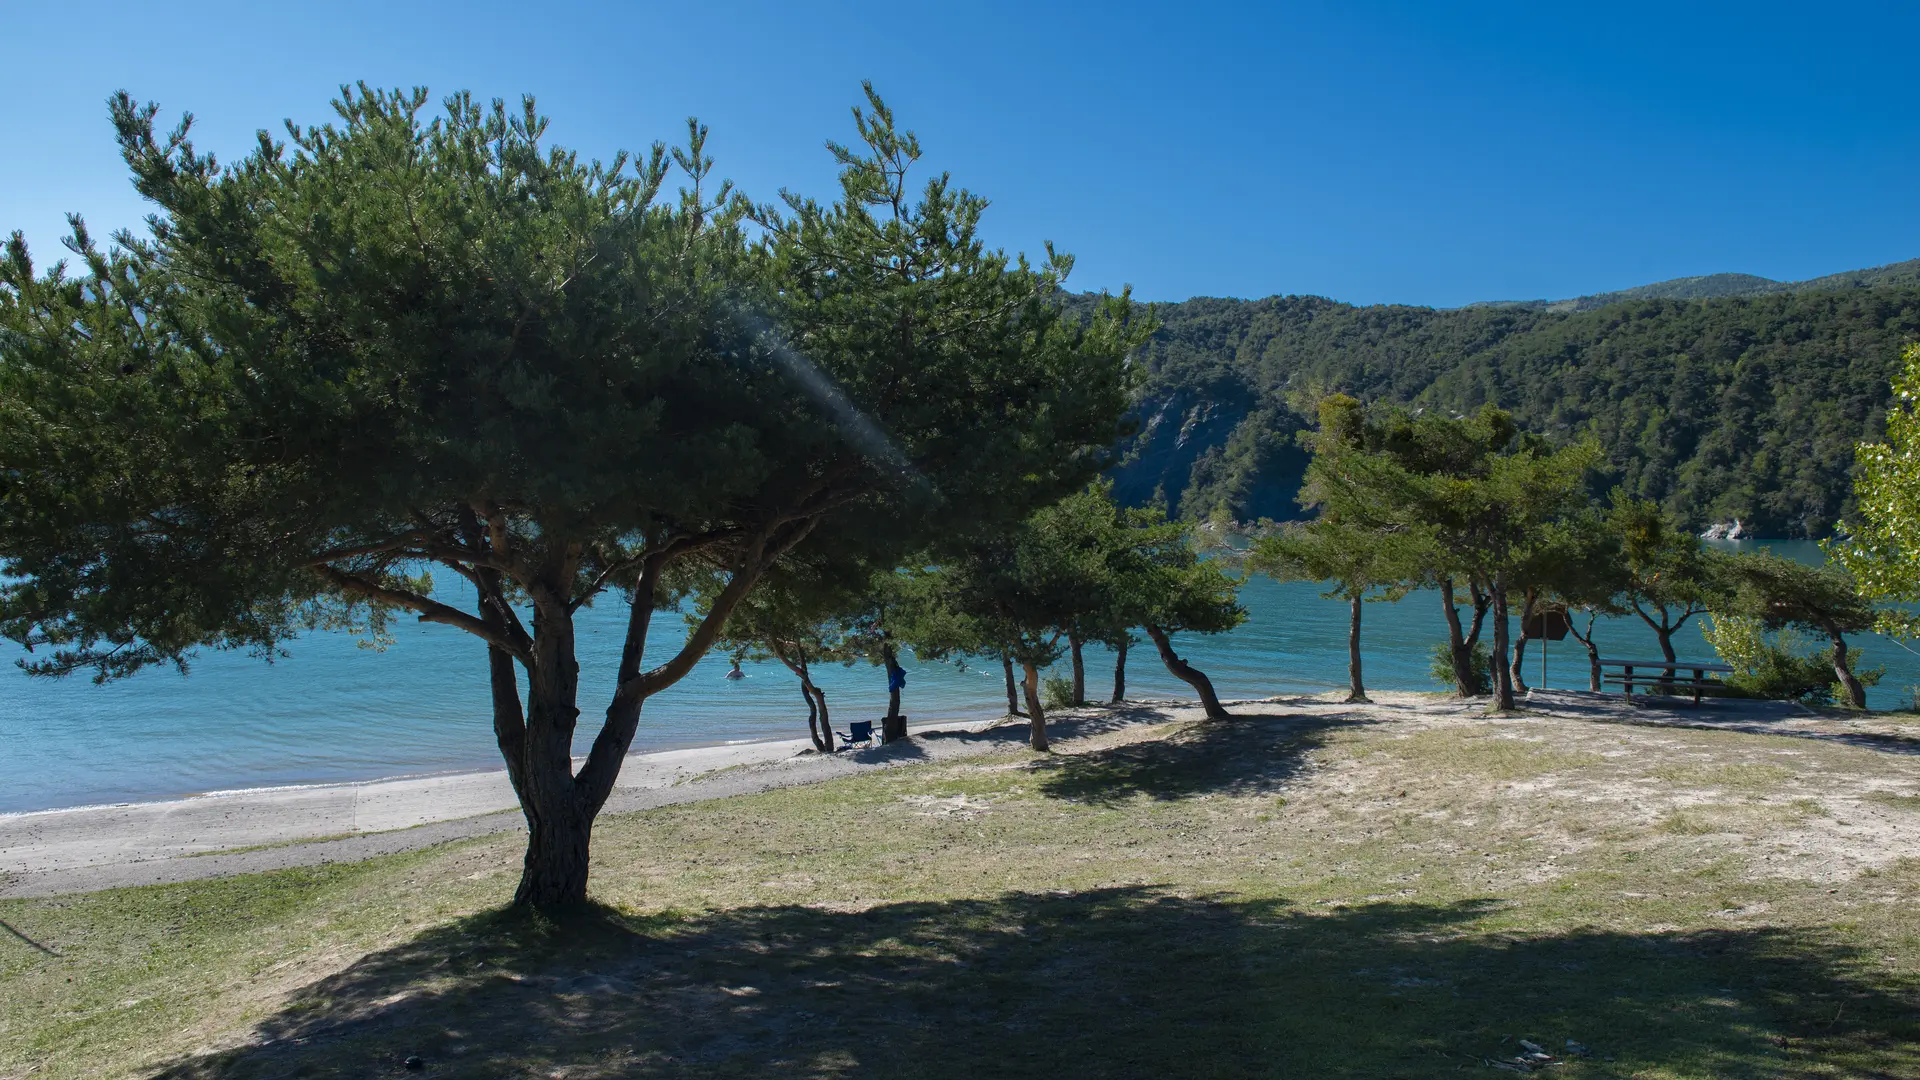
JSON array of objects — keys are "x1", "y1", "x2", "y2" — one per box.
[{"x1": 5, "y1": 1, "x2": 1916, "y2": 308}]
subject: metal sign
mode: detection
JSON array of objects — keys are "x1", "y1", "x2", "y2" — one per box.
[{"x1": 1522, "y1": 607, "x2": 1570, "y2": 641}]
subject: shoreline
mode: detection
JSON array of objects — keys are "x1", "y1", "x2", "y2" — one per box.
[
  {"x1": 0, "y1": 709, "x2": 1016, "y2": 821},
  {"x1": 0, "y1": 702, "x2": 1222, "y2": 899},
  {"x1": 0, "y1": 711, "x2": 1083, "y2": 897},
  {"x1": 0, "y1": 740, "x2": 784, "y2": 823}
]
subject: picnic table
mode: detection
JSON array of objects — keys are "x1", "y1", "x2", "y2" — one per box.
[{"x1": 1597, "y1": 658, "x2": 1734, "y2": 705}]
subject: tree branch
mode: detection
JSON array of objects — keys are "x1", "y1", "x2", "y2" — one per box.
[
  {"x1": 567, "y1": 530, "x2": 725, "y2": 614},
  {"x1": 1630, "y1": 598, "x2": 1664, "y2": 634},
  {"x1": 313, "y1": 564, "x2": 531, "y2": 663},
  {"x1": 622, "y1": 519, "x2": 820, "y2": 703},
  {"x1": 302, "y1": 533, "x2": 427, "y2": 567}
]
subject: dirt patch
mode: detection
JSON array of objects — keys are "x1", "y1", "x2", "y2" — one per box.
[{"x1": 901, "y1": 795, "x2": 992, "y2": 819}]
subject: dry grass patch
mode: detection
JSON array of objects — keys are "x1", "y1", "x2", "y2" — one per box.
[
  {"x1": 1865, "y1": 790, "x2": 1920, "y2": 812},
  {"x1": 1651, "y1": 762, "x2": 1797, "y2": 791},
  {"x1": 1373, "y1": 725, "x2": 1607, "y2": 780}
]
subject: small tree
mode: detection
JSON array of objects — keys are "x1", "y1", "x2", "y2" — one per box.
[
  {"x1": 1248, "y1": 520, "x2": 1415, "y2": 703},
  {"x1": 896, "y1": 484, "x2": 1243, "y2": 738},
  {"x1": 831, "y1": 575, "x2": 943, "y2": 743},
  {"x1": 1508, "y1": 512, "x2": 1627, "y2": 693},
  {"x1": 888, "y1": 489, "x2": 1119, "y2": 750},
  {"x1": 1293, "y1": 395, "x2": 1486, "y2": 698},
  {"x1": 1112, "y1": 505, "x2": 1247, "y2": 719},
  {"x1": 882, "y1": 561, "x2": 1013, "y2": 714},
  {"x1": 1700, "y1": 614, "x2": 1880, "y2": 705},
  {"x1": 1036, "y1": 482, "x2": 1144, "y2": 709},
  {"x1": 706, "y1": 560, "x2": 868, "y2": 752},
  {"x1": 901, "y1": 550, "x2": 1079, "y2": 752},
  {"x1": 1717, "y1": 552, "x2": 1878, "y2": 708},
  {"x1": 1608, "y1": 494, "x2": 1728, "y2": 674},
  {"x1": 843, "y1": 605, "x2": 914, "y2": 743}
]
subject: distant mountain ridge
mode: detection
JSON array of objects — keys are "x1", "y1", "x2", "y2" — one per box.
[
  {"x1": 1079, "y1": 255, "x2": 1920, "y2": 539},
  {"x1": 1470, "y1": 258, "x2": 1920, "y2": 313}
]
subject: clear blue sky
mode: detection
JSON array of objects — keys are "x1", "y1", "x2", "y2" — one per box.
[{"x1": 6, "y1": 1, "x2": 1917, "y2": 308}]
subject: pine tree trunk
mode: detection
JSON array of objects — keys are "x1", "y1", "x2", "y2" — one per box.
[
  {"x1": 1492, "y1": 578, "x2": 1515, "y2": 710},
  {"x1": 1629, "y1": 602, "x2": 1681, "y2": 694},
  {"x1": 1069, "y1": 636, "x2": 1086, "y2": 706},
  {"x1": 1468, "y1": 583, "x2": 1490, "y2": 647},
  {"x1": 1655, "y1": 624, "x2": 1678, "y2": 664},
  {"x1": 1440, "y1": 578, "x2": 1478, "y2": 697},
  {"x1": 477, "y1": 560, "x2": 531, "y2": 811},
  {"x1": 512, "y1": 605, "x2": 591, "y2": 909},
  {"x1": 529, "y1": 540, "x2": 772, "y2": 910},
  {"x1": 1022, "y1": 661, "x2": 1049, "y2": 751},
  {"x1": 1509, "y1": 587, "x2": 1539, "y2": 695},
  {"x1": 1655, "y1": 620, "x2": 1679, "y2": 695},
  {"x1": 1831, "y1": 632, "x2": 1867, "y2": 708},
  {"x1": 486, "y1": 643, "x2": 529, "y2": 806},
  {"x1": 508, "y1": 534, "x2": 779, "y2": 911},
  {"x1": 778, "y1": 645, "x2": 832, "y2": 753},
  {"x1": 516, "y1": 800, "x2": 593, "y2": 910},
  {"x1": 812, "y1": 685, "x2": 833, "y2": 746},
  {"x1": 881, "y1": 643, "x2": 907, "y2": 743},
  {"x1": 1569, "y1": 613, "x2": 1602, "y2": 692},
  {"x1": 1001, "y1": 652, "x2": 1026, "y2": 717},
  {"x1": 1346, "y1": 594, "x2": 1369, "y2": 703},
  {"x1": 801, "y1": 679, "x2": 824, "y2": 751},
  {"x1": 1145, "y1": 624, "x2": 1230, "y2": 719},
  {"x1": 1112, "y1": 636, "x2": 1129, "y2": 703}
]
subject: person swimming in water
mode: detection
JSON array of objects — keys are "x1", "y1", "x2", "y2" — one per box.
[{"x1": 725, "y1": 659, "x2": 745, "y2": 680}]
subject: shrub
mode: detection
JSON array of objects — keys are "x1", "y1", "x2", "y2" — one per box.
[
  {"x1": 1042, "y1": 672, "x2": 1078, "y2": 711},
  {"x1": 1428, "y1": 641, "x2": 1492, "y2": 695},
  {"x1": 1701, "y1": 614, "x2": 1883, "y2": 707}
]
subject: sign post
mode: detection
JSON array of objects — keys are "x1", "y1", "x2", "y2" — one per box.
[{"x1": 1521, "y1": 606, "x2": 1570, "y2": 692}]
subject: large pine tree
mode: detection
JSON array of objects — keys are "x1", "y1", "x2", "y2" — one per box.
[{"x1": 0, "y1": 84, "x2": 1141, "y2": 907}]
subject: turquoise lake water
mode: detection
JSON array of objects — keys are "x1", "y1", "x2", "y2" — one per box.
[{"x1": 2, "y1": 539, "x2": 1912, "y2": 813}]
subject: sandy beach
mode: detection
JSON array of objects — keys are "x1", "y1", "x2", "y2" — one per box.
[{"x1": 0, "y1": 707, "x2": 1192, "y2": 899}]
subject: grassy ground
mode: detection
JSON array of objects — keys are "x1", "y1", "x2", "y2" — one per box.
[{"x1": 3, "y1": 699, "x2": 1918, "y2": 1078}]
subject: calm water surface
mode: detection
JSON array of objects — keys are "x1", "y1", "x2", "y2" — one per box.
[{"x1": 3, "y1": 540, "x2": 1911, "y2": 812}]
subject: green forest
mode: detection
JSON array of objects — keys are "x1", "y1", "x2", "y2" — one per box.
[{"x1": 1098, "y1": 271, "x2": 1920, "y2": 537}]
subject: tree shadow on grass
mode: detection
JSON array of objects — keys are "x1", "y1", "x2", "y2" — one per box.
[
  {"x1": 1032, "y1": 712, "x2": 1367, "y2": 807},
  {"x1": 152, "y1": 884, "x2": 1918, "y2": 1079},
  {"x1": 910, "y1": 702, "x2": 1199, "y2": 753},
  {"x1": 1527, "y1": 690, "x2": 1920, "y2": 758}
]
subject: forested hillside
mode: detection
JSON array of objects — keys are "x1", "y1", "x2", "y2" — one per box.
[{"x1": 1094, "y1": 278, "x2": 1920, "y2": 538}]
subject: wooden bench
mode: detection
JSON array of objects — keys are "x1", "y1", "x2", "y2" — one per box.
[{"x1": 1597, "y1": 658, "x2": 1734, "y2": 705}]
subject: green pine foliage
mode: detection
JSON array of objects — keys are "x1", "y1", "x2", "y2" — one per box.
[{"x1": 0, "y1": 84, "x2": 1142, "y2": 908}]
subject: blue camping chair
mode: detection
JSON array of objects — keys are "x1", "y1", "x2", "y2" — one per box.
[{"x1": 838, "y1": 720, "x2": 875, "y2": 749}]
